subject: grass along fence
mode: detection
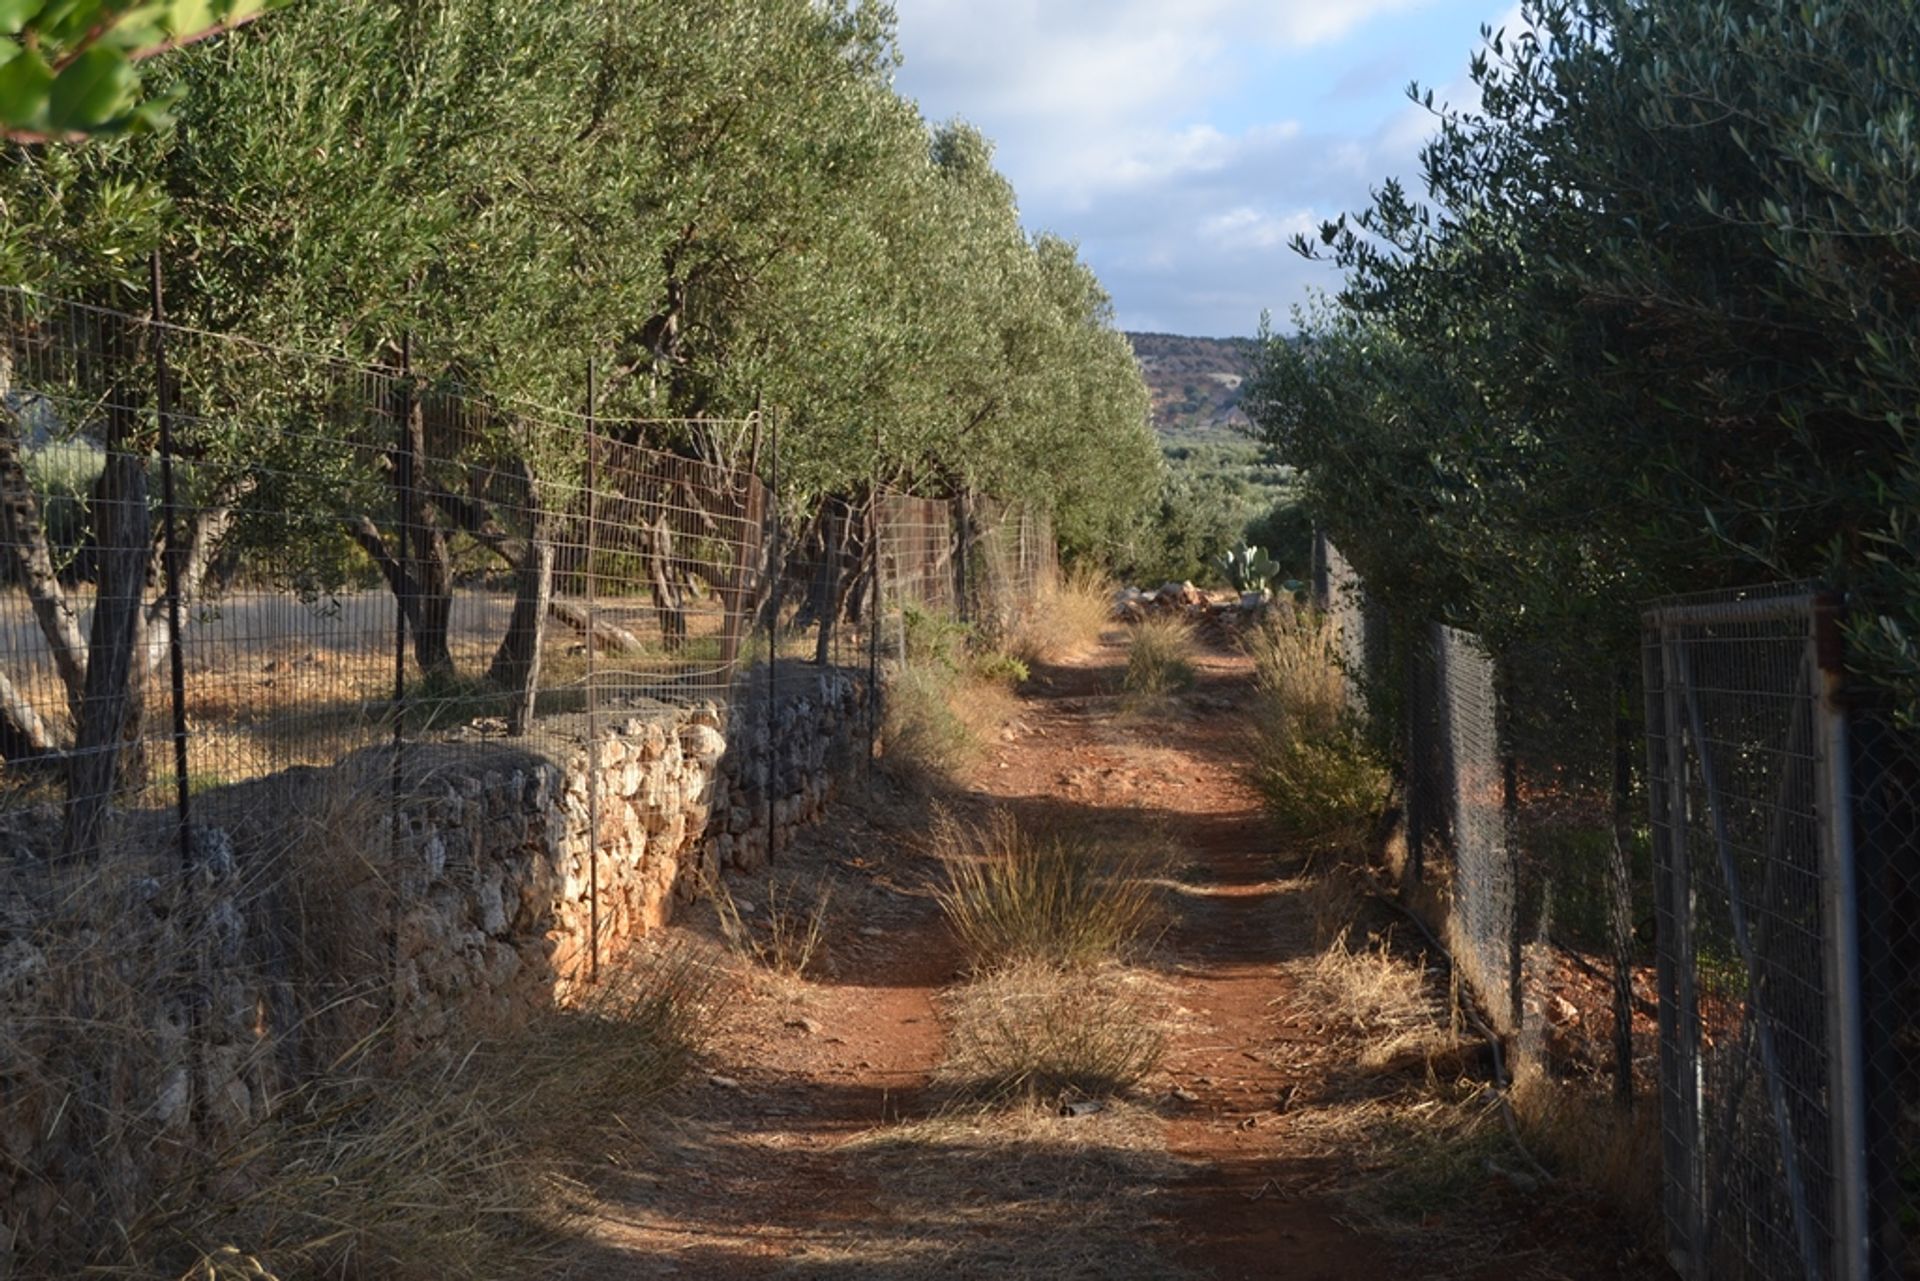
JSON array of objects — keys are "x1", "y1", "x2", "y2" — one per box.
[
  {"x1": 0, "y1": 283, "x2": 1060, "y2": 1276},
  {"x1": 1317, "y1": 533, "x2": 1919, "y2": 1281}
]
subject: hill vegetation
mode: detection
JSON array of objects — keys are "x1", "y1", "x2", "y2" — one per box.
[
  {"x1": 1125, "y1": 332, "x2": 1256, "y2": 441},
  {"x1": 1120, "y1": 332, "x2": 1306, "y2": 587}
]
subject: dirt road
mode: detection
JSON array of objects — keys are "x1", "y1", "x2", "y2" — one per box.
[{"x1": 565, "y1": 632, "x2": 1646, "y2": 1279}]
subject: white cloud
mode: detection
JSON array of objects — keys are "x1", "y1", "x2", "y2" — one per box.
[
  {"x1": 891, "y1": 0, "x2": 1510, "y2": 334},
  {"x1": 1199, "y1": 206, "x2": 1317, "y2": 252}
]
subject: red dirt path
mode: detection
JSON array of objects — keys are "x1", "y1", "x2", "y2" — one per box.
[{"x1": 563, "y1": 632, "x2": 1651, "y2": 1279}]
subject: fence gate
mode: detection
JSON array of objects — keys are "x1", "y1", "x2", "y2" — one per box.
[{"x1": 1643, "y1": 588, "x2": 1869, "y2": 1281}]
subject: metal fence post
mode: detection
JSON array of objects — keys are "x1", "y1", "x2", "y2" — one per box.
[
  {"x1": 1498, "y1": 656, "x2": 1523, "y2": 1032},
  {"x1": 766, "y1": 410, "x2": 780, "y2": 869},
  {"x1": 867, "y1": 494, "x2": 880, "y2": 779},
  {"x1": 953, "y1": 491, "x2": 970, "y2": 625},
  {"x1": 389, "y1": 331, "x2": 416, "y2": 1038},
  {"x1": 1311, "y1": 529, "x2": 1329, "y2": 610},
  {"x1": 1405, "y1": 631, "x2": 1425, "y2": 884},
  {"x1": 1659, "y1": 629, "x2": 1702, "y2": 1277},
  {"x1": 584, "y1": 360, "x2": 600, "y2": 984},
  {"x1": 1813, "y1": 594, "x2": 1869, "y2": 1281},
  {"x1": 149, "y1": 253, "x2": 192, "y2": 872},
  {"x1": 1608, "y1": 664, "x2": 1637, "y2": 1109}
]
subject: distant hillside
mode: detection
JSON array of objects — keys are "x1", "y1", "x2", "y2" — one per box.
[{"x1": 1126, "y1": 332, "x2": 1260, "y2": 440}]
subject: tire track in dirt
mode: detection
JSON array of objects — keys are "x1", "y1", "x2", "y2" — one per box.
[{"x1": 972, "y1": 637, "x2": 1396, "y2": 1280}]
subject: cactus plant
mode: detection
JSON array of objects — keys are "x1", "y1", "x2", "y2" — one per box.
[{"x1": 1216, "y1": 541, "x2": 1281, "y2": 594}]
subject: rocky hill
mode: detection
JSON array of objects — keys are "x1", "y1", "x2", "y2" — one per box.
[{"x1": 1126, "y1": 332, "x2": 1260, "y2": 440}]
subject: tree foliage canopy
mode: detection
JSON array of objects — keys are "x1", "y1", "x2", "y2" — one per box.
[
  {"x1": 1, "y1": 0, "x2": 1156, "y2": 555},
  {"x1": 0, "y1": 0, "x2": 279, "y2": 140},
  {"x1": 1251, "y1": 0, "x2": 1920, "y2": 709}
]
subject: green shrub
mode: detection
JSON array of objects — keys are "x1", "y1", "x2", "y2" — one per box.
[
  {"x1": 1245, "y1": 616, "x2": 1388, "y2": 851},
  {"x1": 880, "y1": 665, "x2": 977, "y2": 784},
  {"x1": 901, "y1": 604, "x2": 971, "y2": 669},
  {"x1": 971, "y1": 650, "x2": 1030, "y2": 685}
]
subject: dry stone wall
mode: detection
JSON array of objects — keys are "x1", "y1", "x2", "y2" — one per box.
[
  {"x1": 380, "y1": 665, "x2": 869, "y2": 1055},
  {"x1": 0, "y1": 664, "x2": 871, "y2": 1274}
]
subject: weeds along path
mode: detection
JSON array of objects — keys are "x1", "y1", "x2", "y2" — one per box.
[
  {"x1": 975, "y1": 633, "x2": 1397, "y2": 1280},
  {"x1": 562, "y1": 631, "x2": 1398, "y2": 1278},
  {"x1": 563, "y1": 628, "x2": 1625, "y2": 1279}
]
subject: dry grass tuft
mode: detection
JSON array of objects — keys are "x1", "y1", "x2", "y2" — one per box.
[
  {"x1": 1008, "y1": 565, "x2": 1114, "y2": 665},
  {"x1": 1244, "y1": 615, "x2": 1387, "y2": 851},
  {"x1": 1279, "y1": 861, "x2": 1660, "y2": 1269},
  {"x1": 879, "y1": 662, "x2": 1020, "y2": 789},
  {"x1": 160, "y1": 944, "x2": 713, "y2": 1280},
  {"x1": 933, "y1": 810, "x2": 1161, "y2": 972},
  {"x1": 1244, "y1": 611, "x2": 1346, "y2": 738},
  {"x1": 167, "y1": 943, "x2": 709, "y2": 1280},
  {"x1": 1289, "y1": 924, "x2": 1459, "y2": 1075},
  {"x1": 1509, "y1": 1063, "x2": 1662, "y2": 1241},
  {"x1": 939, "y1": 960, "x2": 1166, "y2": 1103},
  {"x1": 707, "y1": 871, "x2": 833, "y2": 979},
  {"x1": 1121, "y1": 616, "x2": 1196, "y2": 704},
  {"x1": 3, "y1": 763, "x2": 713, "y2": 1281},
  {"x1": 176, "y1": 1047, "x2": 560, "y2": 1281},
  {"x1": 507, "y1": 943, "x2": 717, "y2": 1138}
]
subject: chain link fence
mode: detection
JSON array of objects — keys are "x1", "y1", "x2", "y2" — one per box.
[
  {"x1": 1644, "y1": 588, "x2": 1860, "y2": 1281},
  {"x1": 1327, "y1": 539, "x2": 1639, "y2": 1060},
  {"x1": 1853, "y1": 709, "x2": 1920, "y2": 1280},
  {"x1": 1322, "y1": 531, "x2": 1916, "y2": 1281}
]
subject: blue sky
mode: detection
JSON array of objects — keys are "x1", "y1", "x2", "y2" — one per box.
[{"x1": 891, "y1": 1, "x2": 1521, "y2": 337}]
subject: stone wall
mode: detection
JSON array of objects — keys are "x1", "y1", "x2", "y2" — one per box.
[
  {"x1": 378, "y1": 664, "x2": 870, "y2": 1055},
  {"x1": 0, "y1": 663, "x2": 872, "y2": 1273}
]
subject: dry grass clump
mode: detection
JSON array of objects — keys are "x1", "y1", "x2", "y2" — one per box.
[
  {"x1": 707, "y1": 870, "x2": 833, "y2": 979},
  {"x1": 934, "y1": 811, "x2": 1161, "y2": 972},
  {"x1": 1008, "y1": 564, "x2": 1113, "y2": 665},
  {"x1": 3, "y1": 814, "x2": 712, "y2": 1281},
  {"x1": 1321, "y1": 1087, "x2": 1518, "y2": 1234},
  {"x1": 1121, "y1": 616, "x2": 1196, "y2": 704},
  {"x1": 505, "y1": 943, "x2": 716, "y2": 1139},
  {"x1": 165, "y1": 945, "x2": 712, "y2": 1280},
  {"x1": 178, "y1": 1049, "x2": 557, "y2": 1281},
  {"x1": 1509, "y1": 1063, "x2": 1662, "y2": 1242},
  {"x1": 1244, "y1": 610, "x2": 1346, "y2": 736},
  {"x1": 1244, "y1": 615, "x2": 1387, "y2": 851},
  {"x1": 939, "y1": 960, "x2": 1166, "y2": 1103},
  {"x1": 1289, "y1": 925, "x2": 1459, "y2": 1074},
  {"x1": 879, "y1": 658, "x2": 1020, "y2": 789}
]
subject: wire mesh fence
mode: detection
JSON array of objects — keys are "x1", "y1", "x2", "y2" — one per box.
[
  {"x1": 1852, "y1": 709, "x2": 1920, "y2": 1281},
  {"x1": 0, "y1": 281, "x2": 1065, "y2": 1267},
  {"x1": 0, "y1": 283, "x2": 1056, "y2": 866},
  {"x1": 971, "y1": 494, "x2": 1060, "y2": 643},
  {"x1": 1326, "y1": 541, "x2": 1619, "y2": 1053},
  {"x1": 1643, "y1": 588, "x2": 1867, "y2": 1281},
  {"x1": 1318, "y1": 532, "x2": 1388, "y2": 728},
  {"x1": 1415, "y1": 622, "x2": 1522, "y2": 1031},
  {"x1": 1321, "y1": 535, "x2": 1920, "y2": 1279}
]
